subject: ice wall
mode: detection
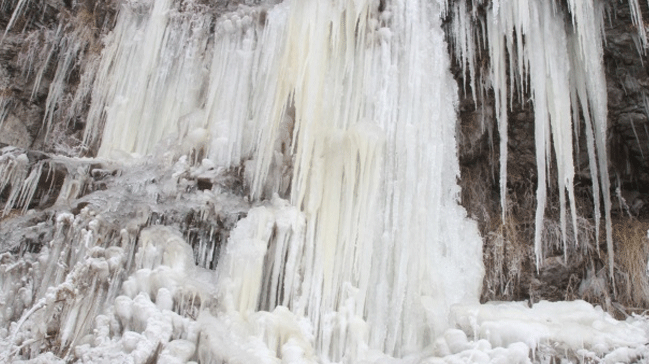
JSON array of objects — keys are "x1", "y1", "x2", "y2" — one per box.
[{"x1": 81, "y1": 0, "x2": 484, "y2": 361}]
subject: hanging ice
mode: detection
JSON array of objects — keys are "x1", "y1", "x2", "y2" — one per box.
[
  {"x1": 451, "y1": 0, "x2": 613, "y2": 272},
  {"x1": 2, "y1": 0, "x2": 649, "y2": 363}
]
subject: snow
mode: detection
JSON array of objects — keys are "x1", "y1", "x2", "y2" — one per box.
[
  {"x1": 452, "y1": 300, "x2": 649, "y2": 361},
  {"x1": 1, "y1": 0, "x2": 648, "y2": 363}
]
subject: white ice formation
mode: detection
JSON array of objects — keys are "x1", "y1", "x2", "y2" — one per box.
[{"x1": 1, "y1": 0, "x2": 649, "y2": 363}]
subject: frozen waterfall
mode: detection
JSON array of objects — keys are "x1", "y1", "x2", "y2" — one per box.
[
  {"x1": 1, "y1": 0, "x2": 649, "y2": 363},
  {"x1": 86, "y1": 0, "x2": 485, "y2": 359}
]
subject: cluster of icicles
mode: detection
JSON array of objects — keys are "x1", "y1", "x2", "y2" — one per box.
[
  {"x1": 1, "y1": 0, "x2": 649, "y2": 363},
  {"x1": 451, "y1": 0, "x2": 614, "y2": 272}
]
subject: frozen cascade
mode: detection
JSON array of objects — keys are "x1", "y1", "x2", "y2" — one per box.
[
  {"x1": 85, "y1": 0, "x2": 485, "y2": 360},
  {"x1": 1, "y1": 0, "x2": 649, "y2": 363}
]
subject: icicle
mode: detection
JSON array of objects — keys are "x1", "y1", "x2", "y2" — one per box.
[
  {"x1": 65, "y1": 54, "x2": 99, "y2": 128},
  {"x1": 1, "y1": 0, "x2": 32, "y2": 40},
  {"x1": 628, "y1": 0, "x2": 648, "y2": 53},
  {"x1": 0, "y1": 150, "x2": 44, "y2": 216},
  {"x1": 30, "y1": 25, "x2": 62, "y2": 103},
  {"x1": 527, "y1": 8, "x2": 549, "y2": 266},
  {"x1": 41, "y1": 22, "x2": 93, "y2": 139},
  {"x1": 0, "y1": 93, "x2": 10, "y2": 130},
  {"x1": 569, "y1": 34, "x2": 601, "y2": 255},
  {"x1": 84, "y1": 0, "x2": 483, "y2": 359},
  {"x1": 486, "y1": 10, "x2": 509, "y2": 222},
  {"x1": 566, "y1": 0, "x2": 614, "y2": 282},
  {"x1": 4, "y1": 0, "x2": 648, "y2": 361},
  {"x1": 643, "y1": 92, "x2": 649, "y2": 118},
  {"x1": 630, "y1": 117, "x2": 645, "y2": 159},
  {"x1": 451, "y1": 0, "x2": 478, "y2": 104}
]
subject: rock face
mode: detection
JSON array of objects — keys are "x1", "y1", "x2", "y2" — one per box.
[{"x1": 1, "y1": 0, "x2": 649, "y2": 316}]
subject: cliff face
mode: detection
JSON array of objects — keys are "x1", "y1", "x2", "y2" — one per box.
[{"x1": 2, "y1": 0, "x2": 649, "y2": 313}]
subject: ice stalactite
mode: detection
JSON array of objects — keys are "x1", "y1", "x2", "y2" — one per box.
[
  {"x1": 0, "y1": 94, "x2": 10, "y2": 129},
  {"x1": 41, "y1": 26, "x2": 95, "y2": 139},
  {"x1": 452, "y1": 0, "x2": 612, "y2": 272},
  {"x1": 5, "y1": 14, "x2": 96, "y2": 141},
  {"x1": 628, "y1": 0, "x2": 648, "y2": 53},
  {"x1": 450, "y1": 0, "x2": 479, "y2": 105},
  {"x1": 0, "y1": 147, "x2": 97, "y2": 217},
  {"x1": 1, "y1": 0, "x2": 31, "y2": 39},
  {"x1": 566, "y1": 0, "x2": 614, "y2": 280},
  {"x1": 487, "y1": 0, "x2": 580, "y2": 264},
  {"x1": 0, "y1": 150, "x2": 31, "y2": 216},
  {"x1": 0, "y1": 148, "x2": 50, "y2": 217}
]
